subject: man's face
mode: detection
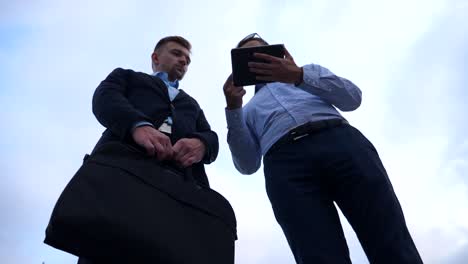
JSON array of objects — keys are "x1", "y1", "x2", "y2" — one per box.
[{"x1": 152, "y1": 41, "x2": 191, "y2": 81}]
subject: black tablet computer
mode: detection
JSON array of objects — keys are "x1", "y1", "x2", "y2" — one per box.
[{"x1": 231, "y1": 44, "x2": 285, "y2": 86}]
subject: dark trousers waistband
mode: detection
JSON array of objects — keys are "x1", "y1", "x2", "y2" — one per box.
[{"x1": 266, "y1": 118, "x2": 349, "y2": 156}]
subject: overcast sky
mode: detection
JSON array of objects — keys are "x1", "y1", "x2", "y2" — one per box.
[{"x1": 1, "y1": 0, "x2": 467, "y2": 263}]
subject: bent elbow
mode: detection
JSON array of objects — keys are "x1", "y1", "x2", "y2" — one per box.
[
  {"x1": 337, "y1": 86, "x2": 362, "y2": 111},
  {"x1": 235, "y1": 164, "x2": 258, "y2": 175},
  {"x1": 91, "y1": 88, "x2": 103, "y2": 118},
  {"x1": 234, "y1": 159, "x2": 260, "y2": 175},
  {"x1": 338, "y1": 96, "x2": 362, "y2": 112}
]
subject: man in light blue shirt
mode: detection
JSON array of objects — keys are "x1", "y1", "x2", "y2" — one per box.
[{"x1": 223, "y1": 33, "x2": 422, "y2": 264}]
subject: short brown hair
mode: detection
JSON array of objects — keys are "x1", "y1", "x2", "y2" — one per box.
[
  {"x1": 236, "y1": 33, "x2": 269, "y2": 48},
  {"x1": 154, "y1": 36, "x2": 192, "y2": 52}
]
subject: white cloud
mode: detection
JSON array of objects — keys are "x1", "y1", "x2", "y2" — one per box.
[{"x1": 1, "y1": 0, "x2": 468, "y2": 263}]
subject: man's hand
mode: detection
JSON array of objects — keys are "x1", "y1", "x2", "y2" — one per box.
[
  {"x1": 132, "y1": 125, "x2": 174, "y2": 160},
  {"x1": 248, "y1": 47, "x2": 303, "y2": 84},
  {"x1": 223, "y1": 74, "x2": 246, "y2": 109},
  {"x1": 173, "y1": 138, "x2": 206, "y2": 168}
]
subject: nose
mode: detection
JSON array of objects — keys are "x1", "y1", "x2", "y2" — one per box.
[{"x1": 179, "y1": 56, "x2": 188, "y2": 66}]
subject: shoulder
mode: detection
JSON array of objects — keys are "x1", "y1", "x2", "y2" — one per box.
[
  {"x1": 107, "y1": 68, "x2": 152, "y2": 80},
  {"x1": 108, "y1": 67, "x2": 131, "y2": 76}
]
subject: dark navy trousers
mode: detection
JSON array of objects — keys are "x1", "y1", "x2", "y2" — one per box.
[{"x1": 263, "y1": 124, "x2": 423, "y2": 264}]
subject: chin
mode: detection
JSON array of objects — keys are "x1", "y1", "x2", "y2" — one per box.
[{"x1": 176, "y1": 73, "x2": 186, "y2": 80}]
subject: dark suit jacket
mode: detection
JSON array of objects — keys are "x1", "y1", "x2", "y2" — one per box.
[{"x1": 91, "y1": 68, "x2": 219, "y2": 186}]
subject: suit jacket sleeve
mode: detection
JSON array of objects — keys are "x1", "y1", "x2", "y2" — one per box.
[
  {"x1": 92, "y1": 68, "x2": 152, "y2": 140},
  {"x1": 188, "y1": 109, "x2": 219, "y2": 164}
]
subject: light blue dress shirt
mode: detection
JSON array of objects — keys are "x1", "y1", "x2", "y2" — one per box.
[
  {"x1": 133, "y1": 72, "x2": 179, "y2": 129},
  {"x1": 225, "y1": 63, "x2": 362, "y2": 175},
  {"x1": 154, "y1": 71, "x2": 180, "y2": 101}
]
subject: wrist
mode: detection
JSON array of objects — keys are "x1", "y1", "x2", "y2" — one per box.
[
  {"x1": 132, "y1": 121, "x2": 154, "y2": 134},
  {"x1": 226, "y1": 103, "x2": 242, "y2": 110},
  {"x1": 293, "y1": 66, "x2": 303, "y2": 86}
]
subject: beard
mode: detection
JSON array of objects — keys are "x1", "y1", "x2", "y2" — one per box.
[{"x1": 171, "y1": 66, "x2": 186, "y2": 81}]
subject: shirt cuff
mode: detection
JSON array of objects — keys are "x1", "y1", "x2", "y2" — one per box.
[
  {"x1": 132, "y1": 121, "x2": 154, "y2": 132},
  {"x1": 298, "y1": 64, "x2": 332, "y2": 92},
  {"x1": 225, "y1": 108, "x2": 245, "y2": 129}
]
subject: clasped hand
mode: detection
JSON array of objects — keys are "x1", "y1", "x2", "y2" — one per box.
[{"x1": 132, "y1": 126, "x2": 205, "y2": 167}]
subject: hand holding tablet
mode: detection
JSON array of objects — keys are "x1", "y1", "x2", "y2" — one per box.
[{"x1": 231, "y1": 44, "x2": 286, "y2": 86}]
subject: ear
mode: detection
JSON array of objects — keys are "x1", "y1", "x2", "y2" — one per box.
[{"x1": 151, "y1": 52, "x2": 159, "y2": 65}]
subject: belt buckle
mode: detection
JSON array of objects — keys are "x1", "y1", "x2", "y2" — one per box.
[
  {"x1": 293, "y1": 133, "x2": 309, "y2": 141},
  {"x1": 290, "y1": 123, "x2": 310, "y2": 141}
]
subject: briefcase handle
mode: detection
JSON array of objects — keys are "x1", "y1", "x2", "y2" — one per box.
[{"x1": 84, "y1": 142, "x2": 196, "y2": 183}]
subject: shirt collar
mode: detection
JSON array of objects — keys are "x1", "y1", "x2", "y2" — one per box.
[{"x1": 153, "y1": 71, "x2": 179, "y2": 89}]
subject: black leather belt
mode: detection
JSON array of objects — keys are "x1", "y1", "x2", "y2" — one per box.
[{"x1": 266, "y1": 118, "x2": 349, "y2": 155}]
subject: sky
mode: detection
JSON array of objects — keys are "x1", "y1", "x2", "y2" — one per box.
[{"x1": 1, "y1": 0, "x2": 467, "y2": 263}]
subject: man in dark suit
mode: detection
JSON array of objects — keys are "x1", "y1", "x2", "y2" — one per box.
[{"x1": 78, "y1": 36, "x2": 219, "y2": 263}]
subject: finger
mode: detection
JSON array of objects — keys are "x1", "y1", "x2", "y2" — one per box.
[
  {"x1": 223, "y1": 83, "x2": 244, "y2": 93},
  {"x1": 226, "y1": 87, "x2": 244, "y2": 97},
  {"x1": 248, "y1": 62, "x2": 274, "y2": 69},
  {"x1": 160, "y1": 137, "x2": 172, "y2": 149},
  {"x1": 256, "y1": 75, "x2": 275, "y2": 81},
  {"x1": 160, "y1": 145, "x2": 175, "y2": 161},
  {"x1": 142, "y1": 140, "x2": 156, "y2": 156},
  {"x1": 173, "y1": 142, "x2": 189, "y2": 161},
  {"x1": 231, "y1": 87, "x2": 246, "y2": 95},
  {"x1": 249, "y1": 68, "x2": 272, "y2": 75},
  {"x1": 157, "y1": 132, "x2": 171, "y2": 142},
  {"x1": 223, "y1": 74, "x2": 235, "y2": 91},
  {"x1": 223, "y1": 81, "x2": 232, "y2": 91},
  {"x1": 179, "y1": 151, "x2": 192, "y2": 163},
  {"x1": 156, "y1": 141, "x2": 172, "y2": 159},
  {"x1": 180, "y1": 155, "x2": 197, "y2": 168},
  {"x1": 284, "y1": 47, "x2": 294, "y2": 61},
  {"x1": 181, "y1": 158, "x2": 196, "y2": 168},
  {"x1": 152, "y1": 141, "x2": 167, "y2": 160},
  {"x1": 174, "y1": 148, "x2": 188, "y2": 161},
  {"x1": 233, "y1": 89, "x2": 246, "y2": 97},
  {"x1": 172, "y1": 140, "x2": 184, "y2": 152},
  {"x1": 226, "y1": 73, "x2": 233, "y2": 82},
  {"x1": 227, "y1": 85, "x2": 244, "y2": 92},
  {"x1": 253, "y1": 53, "x2": 282, "y2": 62}
]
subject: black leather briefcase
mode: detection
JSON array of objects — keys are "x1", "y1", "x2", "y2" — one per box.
[{"x1": 44, "y1": 142, "x2": 237, "y2": 263}]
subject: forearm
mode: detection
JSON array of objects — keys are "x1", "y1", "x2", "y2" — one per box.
[
  {"x1": 225, "y1": 108, "x2": 262, "y2": 174},
  {"x1": 296, "y1": 64, "x2": 362, "y2": 111},
  {"x1": 92, "y1": 68, "x2": 151, "y2": 139}
]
